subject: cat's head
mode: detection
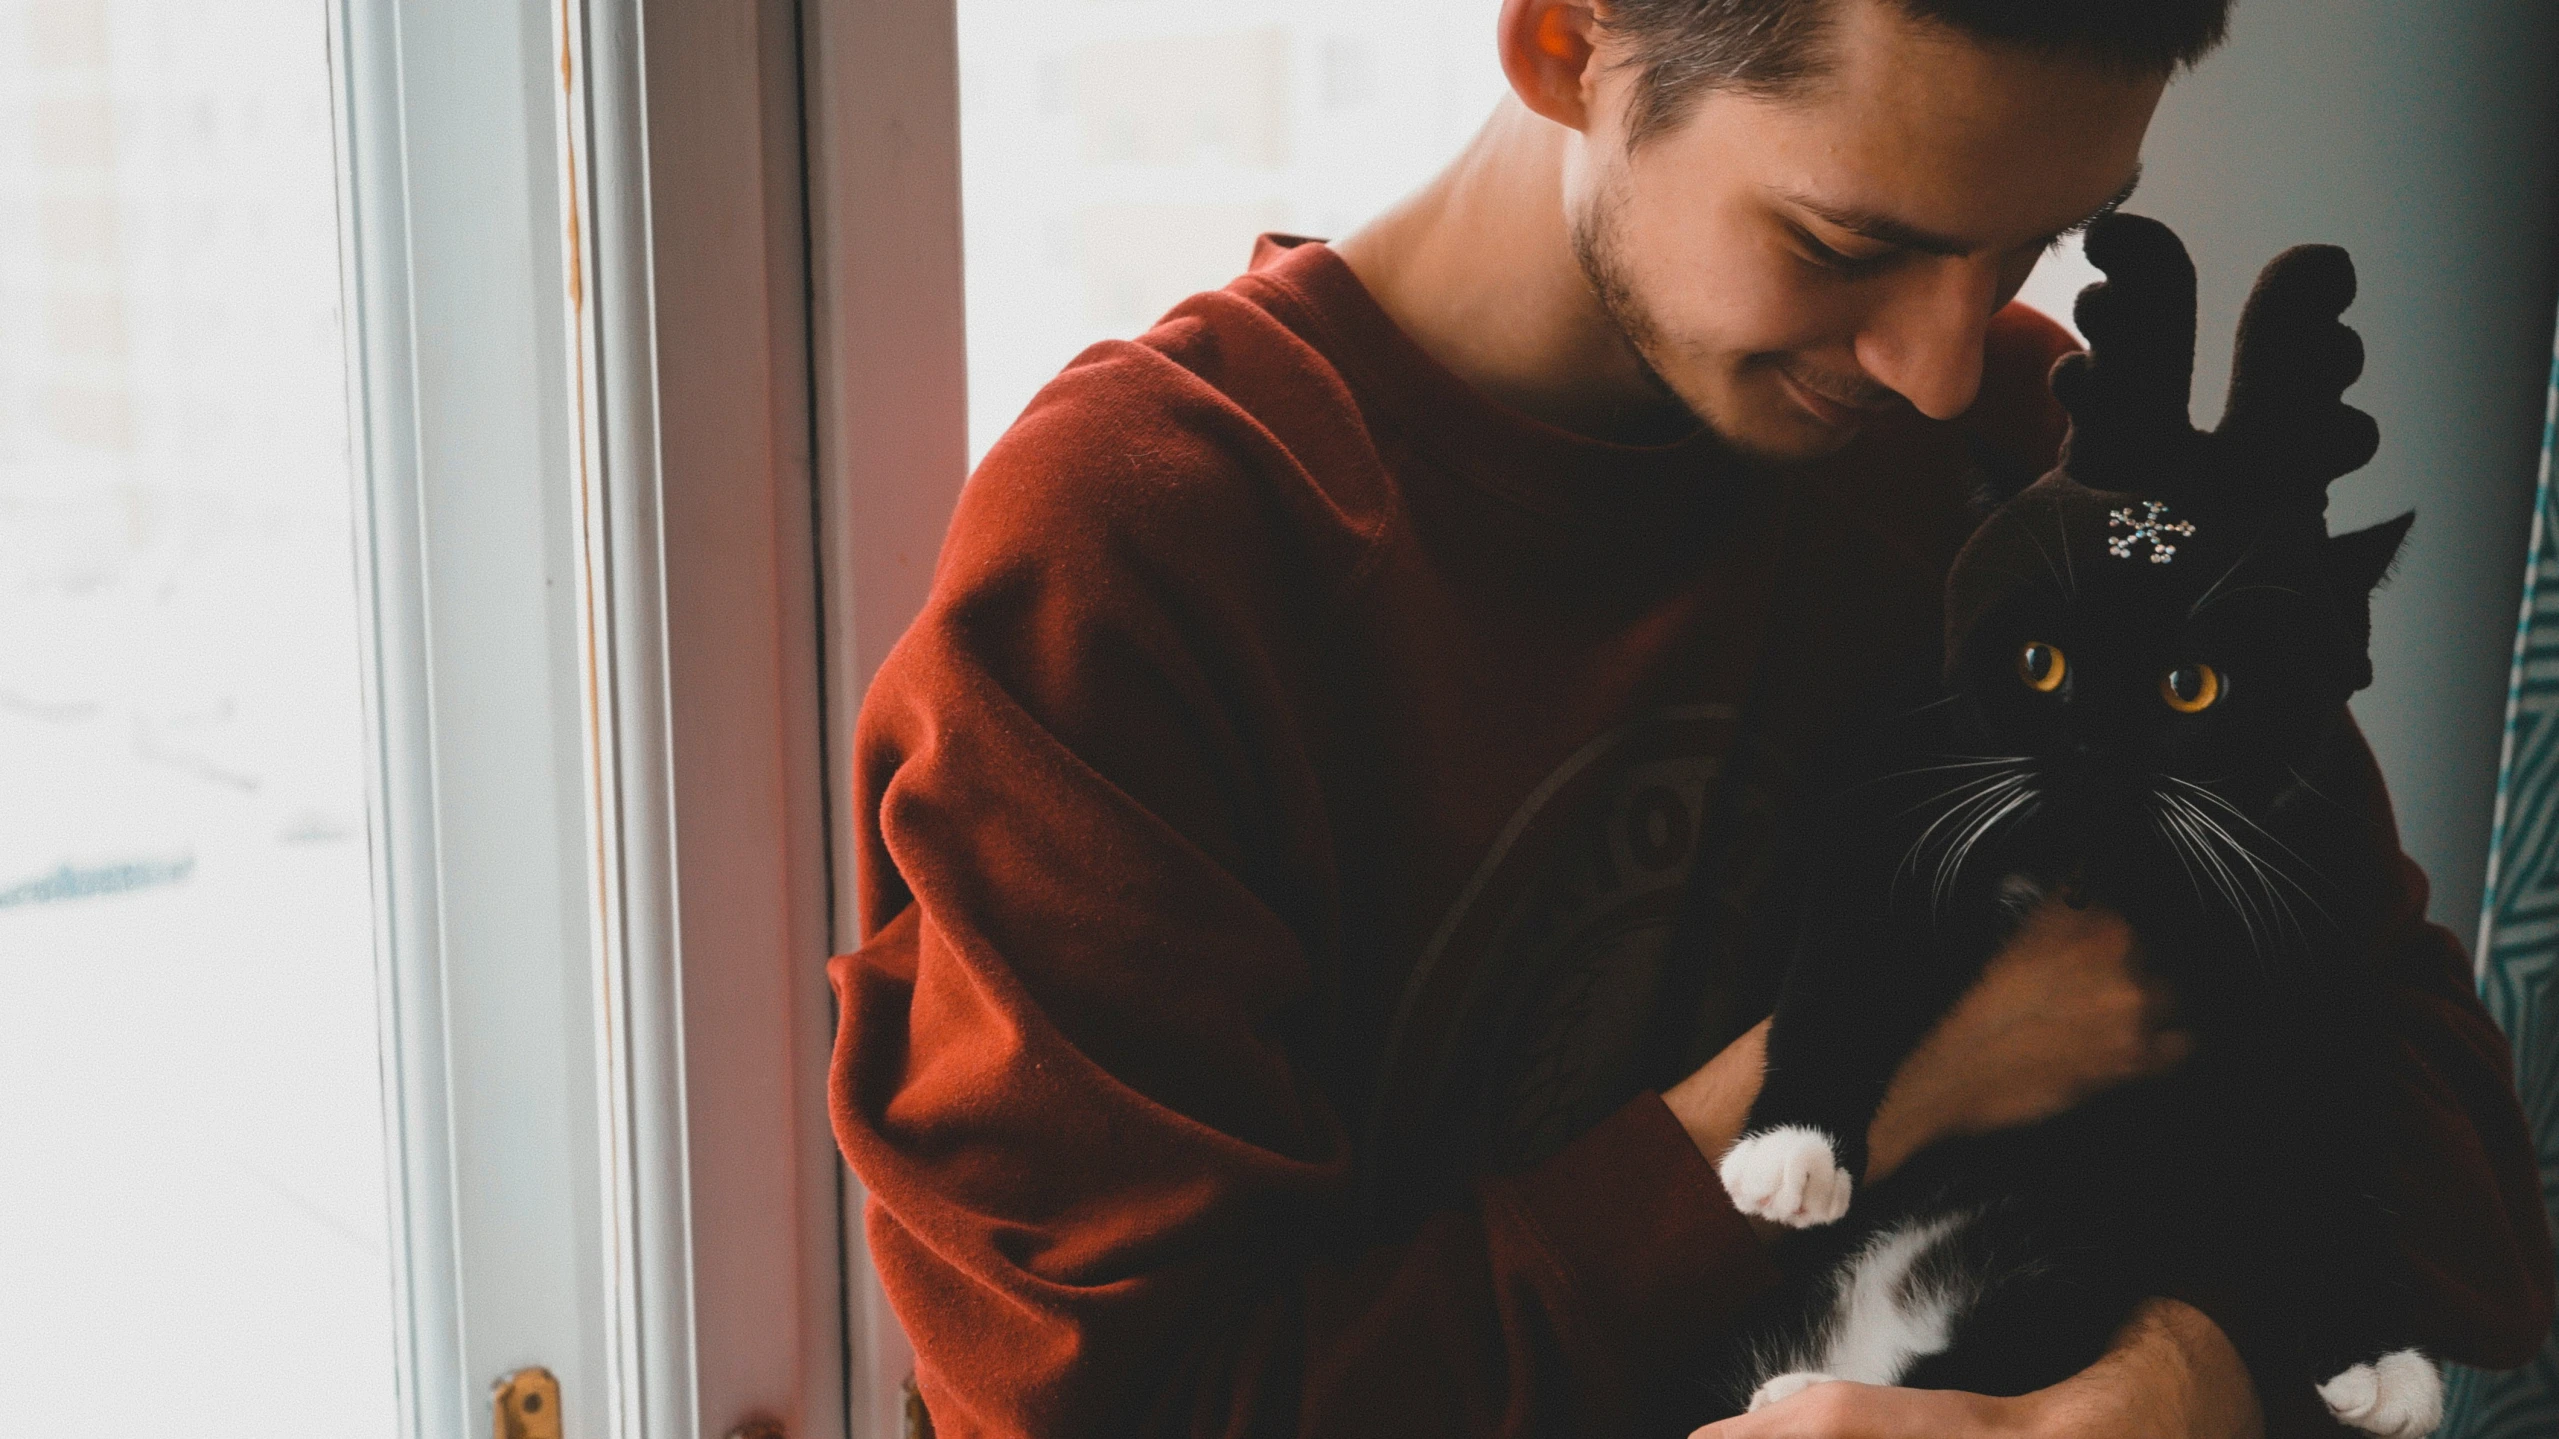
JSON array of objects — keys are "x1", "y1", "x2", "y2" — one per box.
[{"x1": 1942, "y1": 214, "x2": 2410, "y2": 801}]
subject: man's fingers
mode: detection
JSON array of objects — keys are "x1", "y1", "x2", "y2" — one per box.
[
  {"x1": 1687, "y1": 1378, "x2": 1850, "y2": 1437},
  {"x1": 2146, "y1": 1025, "x2": 2197, "y2": 1074},
  {"x1": 1689, "y1": 1378, "x2": 2023, "y2": 1438},
  {"x1": 2137, "y1": 970, "x2": 2182, "y2": 1025}
]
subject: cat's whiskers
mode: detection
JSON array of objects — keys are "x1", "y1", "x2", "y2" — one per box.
[
  {"x1": 1858, "y1": 755, "x2": 2032, "y2": 795},
  {"x1": 2163, "y1": 795, "x2": 2282, "y2": 947},
  {"x1": 2156, "y1": 796, "x2": 2274, "y2": 960},
  {"x1": 2154, "y1": 796, "x2": 2258, "y2": 943},
  {"x1": 2156, "y1": 800, "x2": 2233, "y2": 915},
  {"x1": 2204, "y1": 825, "x2": 2320, "y2": 953},
  {"x1": 1896, "y1": 770, "x2": 2029, "y2": 874},
  {"x1": 2163, "y1": 777, "x2": 2339, "y2": 933},
  {"x1": 2189, "y1": 581, "x2": 2306, "y2": 619},
  {"x1": 2150, "y1": 806, "x2": 2215, "y2": 912},
  {"x1": 2164, "y1": 777, "x2": 2328, "y2": 885},
  {"x1": 2150, "y1": 801, "x2": 2276, "y2": 976},
  {"x1": 1881, "y1": 766, "x2": 2028, "y2": 835},
  {"x1": 2021, "y1": 521, "x2": 2075, "y2": 603},
  {"x1": 1889, "y1": 694, "x2": 1962, "y2": 722},
  {"x1": 2281, "y1": 764, "x2": 2347, "y2": 816},
  {"x1": 2185, "y1": 538, "x2": 2265, "y2": 620},
  {"x1": 1933, "y1": 786, "x2": 2039, "y2": 922},
  {"x1": 2162, "y1": 790, "x2": 2325, "y2": 958},
  {"x1": 1888, "y1": 765, "x2": 2038, "y2": 923}
]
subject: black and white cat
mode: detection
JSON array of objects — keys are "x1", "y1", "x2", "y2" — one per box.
[{"x1": 1704, "y1": 214, "x2": 2439, "y2": 1437}]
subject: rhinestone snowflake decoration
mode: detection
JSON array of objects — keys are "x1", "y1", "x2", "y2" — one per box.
[{"x1": 2106, "y1": 499, "x2": 2198, "y2": 564}]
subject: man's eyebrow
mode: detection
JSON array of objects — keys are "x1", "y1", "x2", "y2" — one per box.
[
  {"x1": 1777, "y1": 163, "x2": 2147, "y2": 259},
  {"x1": 1777, "y1": 191, "x2": 1973, "y2": 258}
]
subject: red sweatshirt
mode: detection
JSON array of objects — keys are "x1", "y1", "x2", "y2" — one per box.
[{"x1": 829, "y1": 235, "x2": 2551, "y2": 1438}]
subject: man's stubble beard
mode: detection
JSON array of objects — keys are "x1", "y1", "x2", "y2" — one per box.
[
  {"x1": 1566, "y1": 170, "x2": 1855, "y2": 465},
  {"x1": 1565, "y1": 173, "x2": 1696, "y2": 426}
]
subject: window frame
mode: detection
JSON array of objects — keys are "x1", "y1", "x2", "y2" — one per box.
[
  {"x1": 796, "y1": 0, "x2": 970, "y2": 1424},
  {"x1": 333, "y1": 0, "x2": 866, "y2": 1433},
  {"x1": 333, "y1": 0, "x2": 608, "y2": 1431}
]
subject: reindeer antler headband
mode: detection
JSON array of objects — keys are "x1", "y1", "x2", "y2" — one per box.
[{"x1": 2049, "y1": 213, "x2": 2381, "y2": 517}]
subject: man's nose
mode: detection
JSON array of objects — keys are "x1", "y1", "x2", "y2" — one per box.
[{"x1": 1853, "y1": 258, "x2": 2005, "y2": 422}]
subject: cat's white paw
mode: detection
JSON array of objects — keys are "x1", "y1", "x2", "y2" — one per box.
[
  {"x1": 1718, "y1": 1125, "x2": 1852, "y2": 1227},
  {"x1": 1747, "y1": 1371, "x2": 1841, "y2": 1412},
  {"x1": 2318, "y1": 1349, "x2": 2442, "y2": 1439}
]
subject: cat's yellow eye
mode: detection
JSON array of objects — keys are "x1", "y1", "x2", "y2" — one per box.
[
  {"x1": 2161, "y1": 663, "x2": 2222, "y2": 713},
  {"x1": 2017, "y1": 641, "x2": 2067, "y2": 693}
]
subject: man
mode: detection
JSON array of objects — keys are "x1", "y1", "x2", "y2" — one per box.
[{"x1": 829, "y1": 1, "x2": 2553, "y2": 1435}]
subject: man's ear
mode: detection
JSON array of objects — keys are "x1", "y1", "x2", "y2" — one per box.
[
  {"x1": 1498, "y1": 0, "x2": 1605, "y2": 131},
  {"x1": 2324, "y1": 510, "x2": 2415, "y2": 598}
]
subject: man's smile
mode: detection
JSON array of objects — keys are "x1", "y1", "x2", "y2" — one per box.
[{"x1": 1775, "y1": 362, "x2": 1898, "y2": 429}]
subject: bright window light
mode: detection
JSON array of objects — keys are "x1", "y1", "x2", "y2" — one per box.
[{"x1": 0, "y1": 3, "x2": 394, "y2": 1432}]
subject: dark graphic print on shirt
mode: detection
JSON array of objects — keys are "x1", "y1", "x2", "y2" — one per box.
[{"x1": 1359, "y1": 702, "x2": 1794, "y2": 1226}]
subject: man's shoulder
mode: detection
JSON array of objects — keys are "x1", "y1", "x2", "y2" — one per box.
[{"x1": 939, "y1": 286, "x2": 1389, "y2": 615}]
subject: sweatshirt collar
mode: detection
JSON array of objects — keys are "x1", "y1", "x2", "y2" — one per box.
[{"x1": 1238, "y1": 233, "x2": 1755, "y2": 533}]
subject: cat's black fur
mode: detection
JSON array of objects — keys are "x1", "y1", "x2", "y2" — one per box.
[{"x1": 1691, "y1": 215, "x2": 2430, "y2": 1429}]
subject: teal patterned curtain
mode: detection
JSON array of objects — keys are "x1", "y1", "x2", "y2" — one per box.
[{"x1": 2444, "y1": 314, "x2": 2559, "y2": 1438}]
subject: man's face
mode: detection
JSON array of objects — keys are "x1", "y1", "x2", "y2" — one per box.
[{"x1": 1566, "y1": 0, "x2": 2164, "y2": 462}]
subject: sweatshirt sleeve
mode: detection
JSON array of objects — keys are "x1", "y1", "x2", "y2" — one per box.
[
  {"x1": 2175, "y1": 716, "x2": 2554, "y2": 1437},
  {"x1": 827, "y1": 351, "x2": 1780, "y2": 1439},
  {"x1": 2340, "y1": 719, "x2": 2554, "y2": 1369}
]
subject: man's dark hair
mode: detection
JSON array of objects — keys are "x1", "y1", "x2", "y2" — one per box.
[{"x1": 1602, "y1": 0, "x2": 2234, "y2": 145}]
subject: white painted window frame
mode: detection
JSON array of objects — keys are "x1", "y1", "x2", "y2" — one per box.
[
  {"x1": 797, "y1": 0, "x2": 970, "y2": 1428},
  {"x1": 332, "y1": 0, "x2": 891, "y2": 1434}
]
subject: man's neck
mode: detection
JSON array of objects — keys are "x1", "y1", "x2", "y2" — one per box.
[{"x1": 1333, "y1": 98, "x2": 1696, "y2": 446}]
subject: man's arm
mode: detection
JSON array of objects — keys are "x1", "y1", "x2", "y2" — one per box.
[
  {"x1": 2173, "y1": 716, "x2": 2551, "y2": 1433},
  {"x1": 1688, "y1": 1298, "x2": 2263, "y2": 1439},
  {"x1": 2349, "y1": 726, "x2": 2555, "y2": 1367},
  {"x1": 830, "y1": 357, "x2": 1782, "y2": 1438}
]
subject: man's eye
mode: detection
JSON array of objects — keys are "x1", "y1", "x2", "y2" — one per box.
[{"x1": 1796, "y1": 230, "x2": 1892, "y2": 275}]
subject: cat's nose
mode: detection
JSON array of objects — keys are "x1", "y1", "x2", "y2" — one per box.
[{"x1": 2067, "y1": 739, "x2": 2127, "y2": 772}]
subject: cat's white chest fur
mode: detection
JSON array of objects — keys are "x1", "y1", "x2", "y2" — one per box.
[{"x1": 1746, "y1": 1211, "x2": 1977, "y2": 1411}]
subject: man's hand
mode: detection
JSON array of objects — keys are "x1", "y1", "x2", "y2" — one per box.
[
  {"x1": 1684, "y1": 1298, "x2": 2264, "y2": 1439},
  {"x1": 1666, "y1": 897, "x2": 2193, "y2": 1187},
  {"x1": 1866, "y1": 898, "x2": 2193, "y2": 1177}
]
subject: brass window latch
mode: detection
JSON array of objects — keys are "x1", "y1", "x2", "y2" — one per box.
[
  {"x1": 491, "y1": 1368, "x2": 562, "y2": 1439},
  {"x1": 491, "y1": 1366, "x2": 788, "y2": 1439}
]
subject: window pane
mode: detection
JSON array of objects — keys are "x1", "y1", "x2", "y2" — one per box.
[
  {"x1": 0, "y1": 2, "x2": 395, "y2": 1432},
  {"x1": 956, "y1": 0, "x2": 1508, "y2": 463}
]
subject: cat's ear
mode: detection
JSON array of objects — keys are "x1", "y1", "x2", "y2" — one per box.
[
  {"x1": 2324, "y1": 511, "x2": 2414, "y2": 598},
  {"x1": 2323, "y1": 511, "x2": 2413, "y2": 694}
]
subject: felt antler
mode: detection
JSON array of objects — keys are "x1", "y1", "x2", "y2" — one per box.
[
  {"x1": 2049, "y1": 213, "x2": 2202, "y2": 495},
  {"x1": 2213, "y1": 244, "x2": 2381, "y2": 514},
  {"x1": 2048, "y1": 213, "x2": 2379, "y2": 515}
]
